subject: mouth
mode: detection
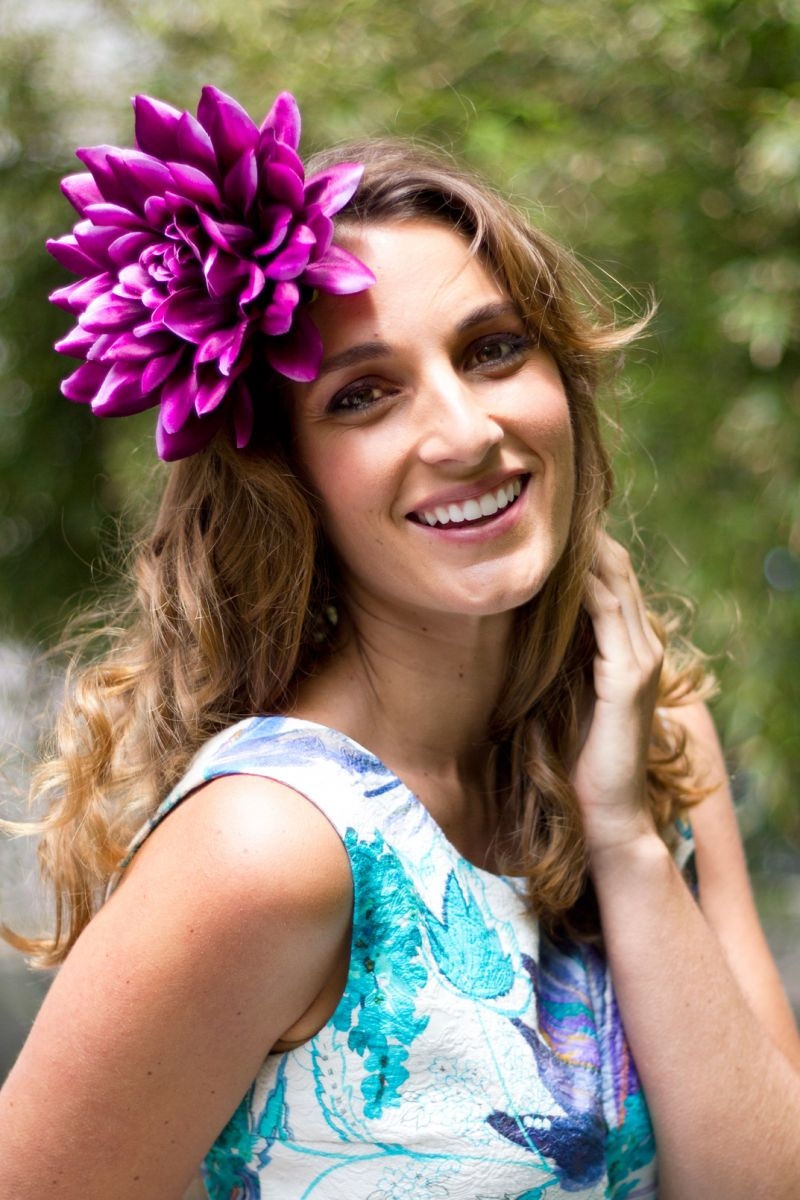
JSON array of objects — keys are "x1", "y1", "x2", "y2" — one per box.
[{"x1": 408, "y1": 474, "x2": 528, "y2": 529}]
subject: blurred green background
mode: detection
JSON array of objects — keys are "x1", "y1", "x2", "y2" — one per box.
[{"x1": 1, "y1": 0, "x2": 799, "y2": 1070}]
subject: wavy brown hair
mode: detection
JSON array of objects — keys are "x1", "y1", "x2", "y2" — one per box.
[{"x1": 4, "y1": 138, "x2": 712, "y2": 965}]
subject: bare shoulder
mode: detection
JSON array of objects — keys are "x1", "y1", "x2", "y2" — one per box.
[
  {"x1": 666, "y1": 700, "x2": 800, "y2": 1061},
  {"x1": 0, "y1": 774, "x2": 352, "y2": 1200},
  {"x1": 123, "y1": 771, "x2": 354, "y2": 928}
]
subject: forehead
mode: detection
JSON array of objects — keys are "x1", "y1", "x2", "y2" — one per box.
[{"x1": 309, "y1": 220, "x2": 509, "y2": 348}]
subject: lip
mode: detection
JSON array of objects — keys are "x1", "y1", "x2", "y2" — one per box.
[
  {"x1": 405, "y1": 470, "x2": 530, "y2": 520},
  {"x1": 406, "y1": 473, "x2": 531, "y2": 541}
]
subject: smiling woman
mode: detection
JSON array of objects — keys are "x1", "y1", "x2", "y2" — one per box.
[{"x1": 1, "y1": 87, "x2": 799, "y2": 1200}]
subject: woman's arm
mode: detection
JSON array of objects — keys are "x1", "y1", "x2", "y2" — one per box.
[
  {"x1": 577, "y1": 534, "x2": 800, "y2": 1200},
  {"x1": 0, "y1": 774, "x2": 353, "y2": 1200},
  {"x1": 672, "y1": 700, "x2": 800, "y2": 1067}
]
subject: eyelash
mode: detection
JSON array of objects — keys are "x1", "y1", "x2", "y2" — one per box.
[
  {"x1": 467, "y1": 332, "x2": 532, "y2": 370},
  {"x1": 327, "y1": 331, "x2": 533, "y2": 414}
]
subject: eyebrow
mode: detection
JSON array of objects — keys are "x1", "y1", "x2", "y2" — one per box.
[
  {"x1": 455, "y1": 300, "x2": 521, "y2": 333},
  {"x1": 315, "y1": 300, "x2": 523, "y2": 380},
  {"x1": 316, "y1": 340, "x2": 393, "y2": 379}
]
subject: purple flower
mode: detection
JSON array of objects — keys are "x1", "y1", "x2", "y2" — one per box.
[{"x1": 47, "y1": 87, "x2": 374, "y2": 460}]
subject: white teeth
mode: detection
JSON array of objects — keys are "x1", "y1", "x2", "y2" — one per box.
[{"x1": 416, "y1": 477, "x2": 524, "y2": 527}]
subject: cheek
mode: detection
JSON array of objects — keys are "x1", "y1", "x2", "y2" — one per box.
[
  {"x1": 537, "y1": 401, "x2": 576, "y2": 528},
  {"x1": 304, "y1": 451, "x2": 387, "y2": 564}
]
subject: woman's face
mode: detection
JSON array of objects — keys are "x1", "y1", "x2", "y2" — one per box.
[{"x1": 290, "y1": 220, "x2": 575, "y2": 627}]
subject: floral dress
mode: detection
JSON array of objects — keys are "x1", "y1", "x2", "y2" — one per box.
[{"x1": 123, "y1": 716, "x2": 694, "y2": 1199}]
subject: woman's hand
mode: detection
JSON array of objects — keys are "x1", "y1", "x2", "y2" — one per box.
[{"x1": 571, "y1": 532, "x2": 664, "y2": 860}]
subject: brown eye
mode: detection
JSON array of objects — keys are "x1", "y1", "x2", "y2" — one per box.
[
  {"x1": 328, "y1": 381, "x2": 387, "y2": 413},
  {"x1": 467, "y1": 333, "x2": 531, "y2": 370}
]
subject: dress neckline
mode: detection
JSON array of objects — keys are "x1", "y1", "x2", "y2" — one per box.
[{"x1": 262, "y1": 713, "x2": 525, "y2": 886}]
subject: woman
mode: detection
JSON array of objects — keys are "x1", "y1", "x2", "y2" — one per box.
[{"x1": 1, "y1": 86, "x2": 798, "y2": 1199}]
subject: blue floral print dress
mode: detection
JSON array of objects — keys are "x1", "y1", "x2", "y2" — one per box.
[{"x1": 123, "y1": 716, "x2": 695, "y2": 1199}]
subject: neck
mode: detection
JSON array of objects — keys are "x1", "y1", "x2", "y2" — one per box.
[{"x1": 292, "y1": 595, "x2": 514, "y2": 785}]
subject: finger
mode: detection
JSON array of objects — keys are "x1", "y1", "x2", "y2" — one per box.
[
  {"x1": 582, "y1": 570, "x2": 638, "y2": 668},
  {"x1": 593, "y1": 534, "x2": 662, "y2": 664}
]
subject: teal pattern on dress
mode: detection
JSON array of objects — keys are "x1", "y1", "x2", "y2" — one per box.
[
  {"x1": 330, "y1": 830, "x2": 429, "y2": 1122},
  {"x1": 120, "y1": 716, "x2": 695, "y2": 1198}
]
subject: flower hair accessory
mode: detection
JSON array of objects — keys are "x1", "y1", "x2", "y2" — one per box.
[{"x1": 47, "y1": 87, "x2": 375, "y2": 460}]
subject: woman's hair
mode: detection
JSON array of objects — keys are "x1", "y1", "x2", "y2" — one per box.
[{"x1": 5, "y1": 137, "x2": 712, "y2": 964}]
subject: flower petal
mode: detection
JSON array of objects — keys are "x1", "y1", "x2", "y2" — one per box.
[
  {"x1": 197, "y1": 86, "x2": 259, "y2": 174},
  {"x1": 302, "y1": 243, "x2": 376, "y2": 294},
  {"x1": 304, "y1": 163, "x2": 364, "y2": 217},
  {"x1": 197, "y1": 209, "x2": 253, "y2": 255},
  {"x1": 195, "y1": 369, "x2": 232, "y2": 416},
  {"x1": 305, "y1": 209, "x2": 333, "y2": 257},
  {"x1": 61, "y1": 172, "x2": 103, "y2": 216},
  {"x1": 270, "y1": 140, "x2": 305, "y2": 179},
  {"x1": 264, "y1": 224, "x2": 316, "y2": 281},
  {"x1": 133, "y1": 94, "x2": 184, "y2": 159},
  {"x1": 253, "y1": 204, "x2": 293, "y2": 256},
  {"x1": 108, "y1": 230, "x2": 154, "y2": 266},
  {"x1": 60, "y1": 360, "x2": 108, "y2": 404},
  {"x1": 224, "y1": 146, "x2": 258, "y2": 214},
  {"x1": 90, "y1": 361, "x2": 153, "y2": 416},
  {"x1": 102, "y1": 329, "x2": 176, "y2": 361},
  {"x1": 176, "y1": 111, "x2": 218, "y2": 175},
  {"x1": 80, "y1": 291, "x2": 142, "y2": 333},
  {"x1": 84, "y1": 201, "x2": 147, "y2": 231},
  {"x1": 159, "y1": 363, "x2": 198, "y2": 433},
  {"x1": 203, "y1": 247, "x2": 246, "y2": 299},
  {"x1": 166, "y1": 160, "x2": 222, "y2": 208},
  {"x1": 114, "y1": 263, "x2": 151, "y2": 299},
  {"x1": 261, "y1": 160, "x2": 304, "y2": 209},
  {"x1": 260, "y1": 91, "x2": 301, "y2": 151},
  {"x1": 51, "y1": 274, "x2": 115, "y2": 314},
  {"x1": 86, "y1": 333, "x2": 119, "y2": 362},
  {"x1": 144, "y1": 195, "x2": 171, "y2": 226},
  {"x1": 134, "y1": 99, "x2": 218, "y2": 177},
  {"x1": 75, "y1": 145, "x2": 121, "y2": 202},
  {"x1": 54, "y1": 326, "x2": 96, "y2": 358},
  {"x1": 73, "y1": 222, "x2": 120, "y2": 264},
  {"x1": 220, "y1": 321, "x2": 250, "y2": 376},
  {"x1": 106, "y1": 150, "x2": 175, "y2": 214},
  {"x1": 47, "y1": 235, "x2": 99, "y2": 276},
  {"x1": 264, "y1": 306, "x2": 322, "y2": 381},
  {"x1": 261, "y1": 280, "x2": 299, "y2": 336},
  {"x1": 156, "y1": 290, "x2": 227, "y2": 343},
  {"x1": 156, "y1": 406, "x2": 221, "y2": 461},
  {"x1": 142, "y1": 345, "x2": 185, "y2": 393}
]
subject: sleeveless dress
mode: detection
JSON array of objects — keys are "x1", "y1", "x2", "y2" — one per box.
[{"x1": 122, "y1": 715, "x2": 695, "y2": 1199}]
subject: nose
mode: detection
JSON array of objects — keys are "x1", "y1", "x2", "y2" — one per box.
[{"x1": 415, "y1": 367, "x2": 504, "y2": 467}]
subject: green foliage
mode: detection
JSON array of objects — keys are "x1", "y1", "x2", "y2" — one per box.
[{"x1": 1, "y1": 0, "x2": 797, "y2": 846}]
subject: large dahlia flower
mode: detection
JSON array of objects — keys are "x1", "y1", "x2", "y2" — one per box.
[{"x1": 47, "y1": 87, "x2": 374, "y2": 460}]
